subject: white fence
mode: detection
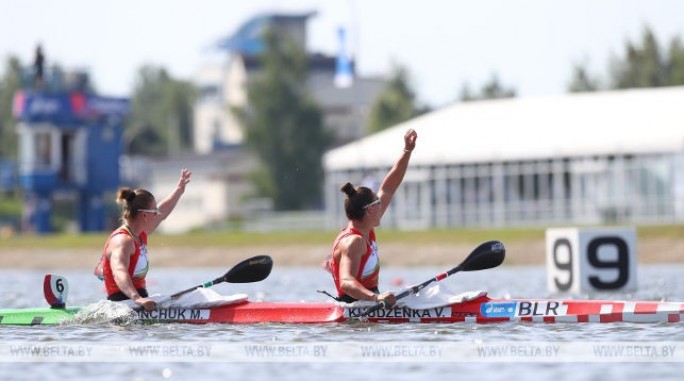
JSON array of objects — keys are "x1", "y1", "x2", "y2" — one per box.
[{"x1": 325, "y1": 152, "x2": 684, "y2": 230}]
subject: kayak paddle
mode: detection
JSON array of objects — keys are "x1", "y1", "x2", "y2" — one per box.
[
  {"x1": 360, "y1": 240, "x2": 505, "y2": 317},
  {"x1": 135, "y1": 255, "x2": 273, "y2": 311},
  {"x1": 152, "y1": 255, "x2": 273, "y2": 307}
]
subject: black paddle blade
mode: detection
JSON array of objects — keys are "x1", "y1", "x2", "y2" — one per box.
[
  {"x1": 222, "y1": 255, "x2": 273, "y2": 284},
  {"x1": 459, "y1": 240, "x2": 505, "y2": 271}
]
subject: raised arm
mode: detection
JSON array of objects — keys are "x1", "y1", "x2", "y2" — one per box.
[
  {"x1": 377, "y1": 129, "x2": 417, "y2": 216},
  {"x1": 149, "y1": 168, "x2": 192, "y2": 233}
]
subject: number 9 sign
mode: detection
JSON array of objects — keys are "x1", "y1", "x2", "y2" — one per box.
[{"x1": 546, "y1": 228, "x2": 637, "y2": 294}]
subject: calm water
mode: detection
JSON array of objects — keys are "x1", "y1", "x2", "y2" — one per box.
[{"x1": 1, "y1": 264, "x2": 684, "y2": 380}]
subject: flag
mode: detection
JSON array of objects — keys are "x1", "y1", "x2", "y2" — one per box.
[{"x1": 334, "y1": 26, "x2": 353, "y2": 88}]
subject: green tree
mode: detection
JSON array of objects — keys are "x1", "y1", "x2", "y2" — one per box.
[
  {"x1": 665, "y1": 37, "x2": 684, "y2": 85},
  {"x1": 0, "y1": 56, "x2": 23, "y2": 158},
  {"x1": 567, "y1": 63, "x2": 601, "y2": 92},
  {"x1": 126, "y1": 66, "x2": 196, "y2": 156},
  {"x1": 567, "y1": 26, "x2": 684, "y2": 92},
  {"x1": 480, "y1": 74, "x2": 517, "y2": 100},
  {"x1": 366, "y1": 65, "x2": 427, "y2": 134},
  {"x1": 611, "y1": 27, "x2": 666, "y2": 89},
  {"x1": 234, "y1": 28, "x2": 331, "y2": 210},
  {"x1": 460, "y1": 74, "x2": 516, "y2": 102}
]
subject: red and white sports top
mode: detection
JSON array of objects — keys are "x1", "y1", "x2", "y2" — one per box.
[
  {"x1": 329, "y1": 225, "x2": 380, "y2": 297},
  {"x1": 101, "y1": 226, "x2": 149, "y2": 296}
]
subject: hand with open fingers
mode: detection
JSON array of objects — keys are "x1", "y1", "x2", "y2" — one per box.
[
  {"x1": 135, "y1": 297, "x2": 157, "y2": 312},
  {"x1": 404, "y1": 129, "x2": 417, "y2": 152},
  {"x1": 377, "y1": 292, "x2": 396, "y2": 308},
  {"x1": 177, "y1": 168, "x2": 192, "y2": 192}
]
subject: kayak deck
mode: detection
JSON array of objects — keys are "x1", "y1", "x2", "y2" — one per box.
[
  {"x1": 2, "y1": 295, "x2": 683, "y2": 326},
  {"x1": 0, "y1": 307, "x2": 80, "y2": 326}
]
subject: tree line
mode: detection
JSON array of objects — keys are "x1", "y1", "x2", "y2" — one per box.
[{"x1": 568, "y1": 27, "x2": 684, "y2": 92}]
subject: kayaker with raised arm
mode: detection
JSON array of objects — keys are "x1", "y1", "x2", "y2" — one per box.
[
  {"x1": 95, "y1": 168, "x2": 192, "y2": 312},
  {"x1": 325, "y1": 129, "x2": 418, "y2": 305}
]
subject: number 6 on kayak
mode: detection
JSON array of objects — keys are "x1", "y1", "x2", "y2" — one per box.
[{"x1": 44, "y1": 274, "x2": 69, "y2": 309}]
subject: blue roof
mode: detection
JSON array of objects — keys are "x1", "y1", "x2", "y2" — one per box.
[{"x1": 215, "y1": 12, "x2": 316, "y2": 55}]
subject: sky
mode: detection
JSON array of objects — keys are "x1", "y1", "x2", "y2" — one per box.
[{"x1": 2, "y1": 0, "x2": 684, "y2": 107}]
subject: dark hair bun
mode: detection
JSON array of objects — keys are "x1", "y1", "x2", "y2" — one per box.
[
  {"x1": 340, "y1": 182, "x2": 357, "y2": 197},
  {"x1": 117, "y1": 188, "x2": 136, "y2": 204}
]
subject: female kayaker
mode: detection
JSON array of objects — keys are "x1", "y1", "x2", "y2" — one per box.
[
  {"x1": 95, "y1": 168, "x2": 192, "y2": 312},
  {"x1": 326, "y1": 128, "x2": 418, "y2": 305}
]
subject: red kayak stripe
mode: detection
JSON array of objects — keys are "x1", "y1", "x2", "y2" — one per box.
[{"x1": 634, "y1": 303, "x2": 659, "y2": 314}]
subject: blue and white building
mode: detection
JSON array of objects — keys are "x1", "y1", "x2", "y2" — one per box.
[{"x1": 193, "y1": 12, "x2": 384, "y2": 153}]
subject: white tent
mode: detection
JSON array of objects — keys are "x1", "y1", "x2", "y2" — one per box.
[
  {"x1": 324, "y1": 86, "x2": 684, "y2": 170},
  {"x1": 323, "y1": 86, "x2": 684, "y2": 229}
]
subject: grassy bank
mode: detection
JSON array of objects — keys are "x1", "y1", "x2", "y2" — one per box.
[
  {"x1": 2, "y1": 225, "x2": 682, "y2": 269},
  {"x1": 1, "y1": 225, "x2": 682, "y2": 249}
]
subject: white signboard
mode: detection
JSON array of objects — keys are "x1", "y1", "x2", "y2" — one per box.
[{"x1": 546, "y1": 228, "x2": 637, "y2": 294}]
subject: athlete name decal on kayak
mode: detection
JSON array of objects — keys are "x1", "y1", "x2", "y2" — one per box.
[
  {"x1": 515, "y1": 301, "x2": 568, "y2": 317},
  {"x1": 137, "y1": 309, "x2": 210, "y2": 320},
  {"x1": 345, "y1": 307, "x2": 451, "y2": 319}
]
